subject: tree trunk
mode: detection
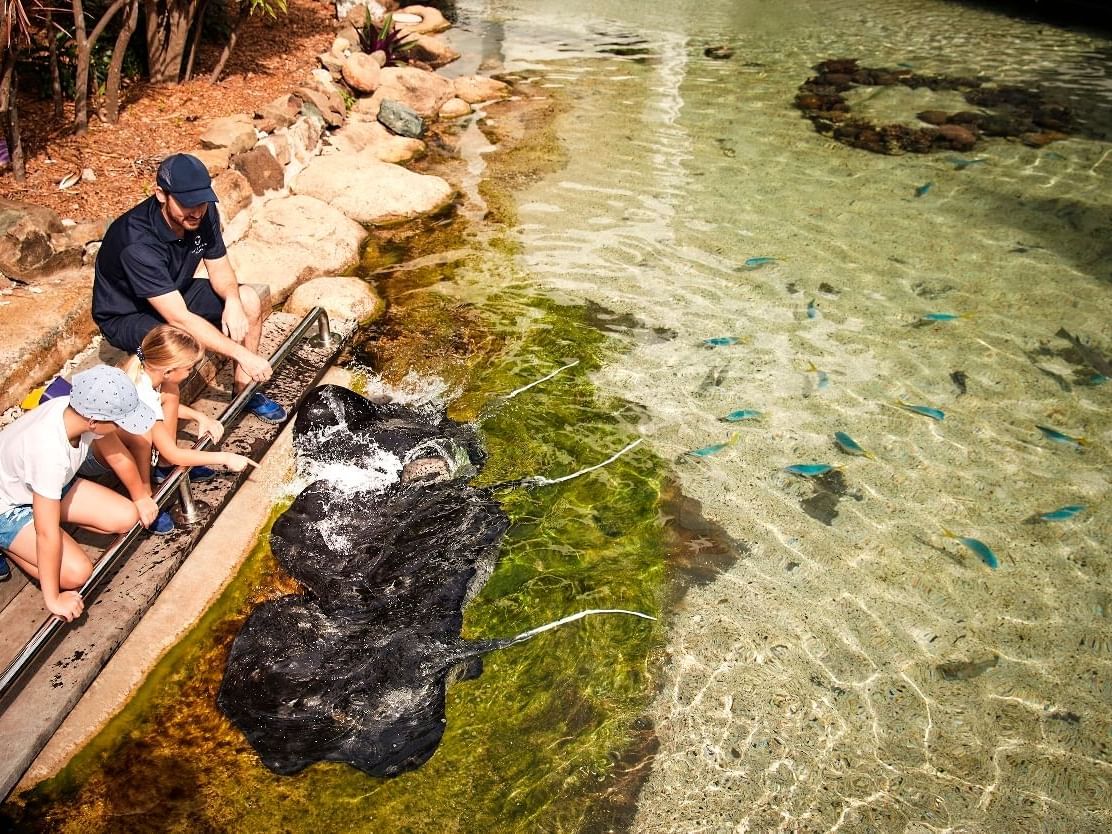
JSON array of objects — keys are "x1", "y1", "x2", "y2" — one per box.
[
  {"x1": 143, "y1": 0, "x2": 198, "y2": 84},
  {"x1": 0, "y1": 51, "x2": 25, "y2": 181},
  {"x1": 180, "y1": 0, "x2": 208, "y2": 81},
  {"x1": 104, "y1": 0, "x2": 140, "y2": 123},
  {"x1": 48, "y1": 10, "x2": 64, "y2": 117},
  {"x1": 71, "y1": 0, "x2": 91, "y2": 134},
  {"x1": 72, "y1": 0, "x2": 130, "y2": 133},
  {"x1": 209, "y1": 2, "x2": 249, "y2": 84}
]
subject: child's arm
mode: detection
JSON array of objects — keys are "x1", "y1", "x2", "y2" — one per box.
[
  {"x1": 93, "y1": 434, "x2": 158, "y2": 526},
  {"x1": 31, "y1": 493, "x2": 84, "y2": 622},
  {"x1": 150, "y1": 420, "x2": 255, "y2": 472},
  {"x1": 177, "y1": 403, "x2": 224, "y2": 443}
]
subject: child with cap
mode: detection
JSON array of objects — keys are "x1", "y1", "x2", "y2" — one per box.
[{"x1": 0, "y1": 366, "x2": 159, "y2": 621}]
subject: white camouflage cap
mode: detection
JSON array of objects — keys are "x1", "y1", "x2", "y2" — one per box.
[{"x1": 69, "y1": 366, "x2": 157, "y2": 434}]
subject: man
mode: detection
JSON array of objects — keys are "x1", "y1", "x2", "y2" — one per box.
[{"x1": 92, "y1": 153, "x2": 285, "y2": 423}]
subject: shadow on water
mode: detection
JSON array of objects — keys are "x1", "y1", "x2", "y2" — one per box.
[{"x1": 950, "y1": 0, "x2": 1112, "y2": 34}]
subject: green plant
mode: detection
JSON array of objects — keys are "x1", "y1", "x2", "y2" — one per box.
[{"x1": 355, "y1": 10, "x2": 415, "y2": 66}]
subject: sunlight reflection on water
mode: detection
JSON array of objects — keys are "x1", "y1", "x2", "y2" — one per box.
[{"x1": 452, "y1": 0, "x2": 1112, "y2": 830}]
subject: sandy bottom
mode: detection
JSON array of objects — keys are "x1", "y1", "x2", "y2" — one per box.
[{"x1": 451, "y1": 0, "x2": 1112, "y2": 830}]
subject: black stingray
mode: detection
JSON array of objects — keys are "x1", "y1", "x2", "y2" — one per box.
[{"x1": 217, "y1": 384, "x2": 649, "y2": 777}]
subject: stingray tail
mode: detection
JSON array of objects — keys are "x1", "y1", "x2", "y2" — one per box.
[
  {"x1": 463, "y1": 608, "x2": 657, "y2": 658},
  {"x1": 488, "y1": 438, "x2": 644, "y2": 492},
  {"x1": 477, "y1": 360, "x2": 580, "y2": 423}
]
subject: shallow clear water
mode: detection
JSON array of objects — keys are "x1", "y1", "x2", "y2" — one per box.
[{"x1": 447, "y1": 0, "x2": 1112, "y2": 830}]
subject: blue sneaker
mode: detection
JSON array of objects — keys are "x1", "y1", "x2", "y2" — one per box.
[
  {"x1": 149, "y1": 511, "x2": 176, "y2": 536},
  {"x1": 153, "y1": 465, "x2": 217, "y2": 485},
  {"x1": 247, "y1": 392, "x2": 286, "y2": 424},
  {"x1": 0, "y1": 553, "x2": 11, "y2": 581}
]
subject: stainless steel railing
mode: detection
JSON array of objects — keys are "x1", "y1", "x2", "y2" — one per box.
[{"x1": 0, "y1": 307, "x2": 334, "y2": 702}]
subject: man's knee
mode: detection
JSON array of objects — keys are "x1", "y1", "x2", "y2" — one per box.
[{"x1": 239, "y1": 285, "x2": 263, "y2": 321}]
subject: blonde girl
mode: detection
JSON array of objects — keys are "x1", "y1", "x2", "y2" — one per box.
[{"x1": 82, "y1": 325, "x2": 256, "y2": 534}]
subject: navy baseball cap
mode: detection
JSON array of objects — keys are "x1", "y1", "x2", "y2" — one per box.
[{"x1": 156, "y1": 153, "x2": 219, "y2": 207}]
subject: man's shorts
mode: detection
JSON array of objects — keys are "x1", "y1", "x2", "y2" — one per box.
[
  {"x1": 0, "y1": 479, "x2": 79, "y2": 549},
  {"x1": 101, "y1": 279, "x2": 225, "y2": 353}
]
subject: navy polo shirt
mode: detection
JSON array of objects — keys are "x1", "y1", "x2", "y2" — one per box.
[{"x1": 93, "y1": 196, "x2": 226, "y2": 329}]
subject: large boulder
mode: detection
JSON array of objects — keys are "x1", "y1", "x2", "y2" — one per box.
[
  {"x1": 191, "y1": 146, "x2": 232, "y2": 175},
  {"x1": 212, "y1": 169, "x2": 254, "y2": 226},
  {"x1": 394, "y1": 5, "x2": 450, "y2": 35},
  {"x1": 256, "y1": 94, "x2": 302, "y2": 129},
  {"x1": 231, "y1": 146, "x2": 286, "y2": 195},
  {"x1": 453, "y1": 75, "x2": 511, "y2": 104},
  {"x1": 354, "y1": 65, "x2": 454, "y2": 118},
  {"x1": 325, "y1": 116, "x2": 425, "y2": 162},
  {"x1": 439, "y1": 97, "x2": 471, "y2": 119},
  {"x1": 377, "y1": 99, "x2": 424, "y2": 138},
  {"x1": 286, "y1": 115, "x2": 325, "y2": 167},
  {"x1": 199, "y1": 115, "x2": 259, "y2": 155},
  {"x1": 292, "y1": 150, "x2": 455, "y2": 226},
  {"x1": 286, "y1": 276, "x2": 383, "y2": 323},
  {"x1": 342, "y1": 52, "x2": 381, "y2": 95},
  {"x1": 405, "y1": 34, "x2": 460, "y2": 69},
  {"x1": 296, "y1": 85, "x2": 345, "y2": 128},
  {"x1": 0, "y1": 199, "x2": 82, "y2": 281},
  {"x1": 226, "y1": 195, "x2": 366, "y2": 301}
]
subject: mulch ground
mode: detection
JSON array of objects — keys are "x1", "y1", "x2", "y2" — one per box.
[{"x1": 0, "y1": 0, "x2": 337, "y2": 222}]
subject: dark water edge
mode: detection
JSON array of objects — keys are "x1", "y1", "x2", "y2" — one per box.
[{"x1": 953, "y1": 0, "x2": 1112, "y2": 31}]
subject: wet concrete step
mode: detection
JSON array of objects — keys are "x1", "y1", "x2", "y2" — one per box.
[{"x1": 0, "y1": 310, "x2": 353, "y2": 799}]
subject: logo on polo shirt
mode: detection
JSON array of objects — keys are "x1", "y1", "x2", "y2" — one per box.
[{"x1": 190, "y1": 235, "x2": 205, "y2": 255}]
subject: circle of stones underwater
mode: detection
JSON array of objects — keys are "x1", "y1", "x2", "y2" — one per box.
[{"x1": 795, "y1": 58, "x2": 1073, "y2": 155}]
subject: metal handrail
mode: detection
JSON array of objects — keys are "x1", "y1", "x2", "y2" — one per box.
[{"x1": 0, "y1": 307, "x2": 334, "y2": 702}]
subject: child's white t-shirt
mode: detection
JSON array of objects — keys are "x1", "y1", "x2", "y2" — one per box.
[{"x1": 0, "y1": 398, "x2": 94, "y2": 512}]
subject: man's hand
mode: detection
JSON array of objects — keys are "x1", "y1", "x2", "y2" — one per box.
[
  {"x1": 135, "y1": 496, "x2": 159, "y2": 528},
  {"x1": 222, "y1": 301, "x2": 250, "y2": 343},
  {"x1": 237, "y1": 349, "x2": 273, "y2": 384},
  {"x1": 46, "y1": 590, "x2": 85, "y2": 622}
]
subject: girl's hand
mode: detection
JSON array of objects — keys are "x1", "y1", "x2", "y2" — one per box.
[
  {"x1": 197, "y1": 414, "x2": 224, "y2": 443},
  {"x1": 47, "y1": 590, "x2": 85, "y2": 623},
  {"x1": 135, "y1": 496, "x2": 159, "y2": 527},
  {"x1": 222, "y1": 453, "x2": 259, "y2": 473}
]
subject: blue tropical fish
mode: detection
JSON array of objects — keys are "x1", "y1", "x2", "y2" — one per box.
[
  {"x1": 720, "y1": 409, "x2": 762, "y2": 422},
  {"x1": 806, "y1": 361, "x2": 829, "y2": 389},
  {"x1": 1087, "y1": 374, "x2": 1109, "y2": 386},
  {"x1": 1037, "y1": 505, "x2": 1085, "y2": 522},
  {"x1": 947, "y1": 156, "x2": 987, "y2": 170},
  {"x1": 915, "y1": 182, "x2": 933, "y2": 198},
  {"x1": 685, "y1": 433, "x2": 740, "y2": 458},
  {"x1": 834, "y1": 431, "x2": 873, "y2": 458},
  {"x1": 742, "y1": 257, "x2": 777, "y2": 269},
  {"x1": 921, "y1": 312, "x2": 963, "y2": 322},
  {"x1": 703, "y1": 337, "x2": 742, "y2": 347},
  {"x1": 784, "y1": 463, "x2": 839, "y2": 477},
  {"x1": 1043, "y1": 151, "x2": 1066, "y2": 161},
  {"x1": 806, "y1": 299, "x2": 818, "y2": 319},
  {"x1": 1036, "y1": 424, "x2": 1088, "y2": 447},
  {"x1": 896, "y1": 401, "x2": 945, "y2": 421},
  {"x1": 942, "y1": 529, "x2": 998, "y2": 569}
]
